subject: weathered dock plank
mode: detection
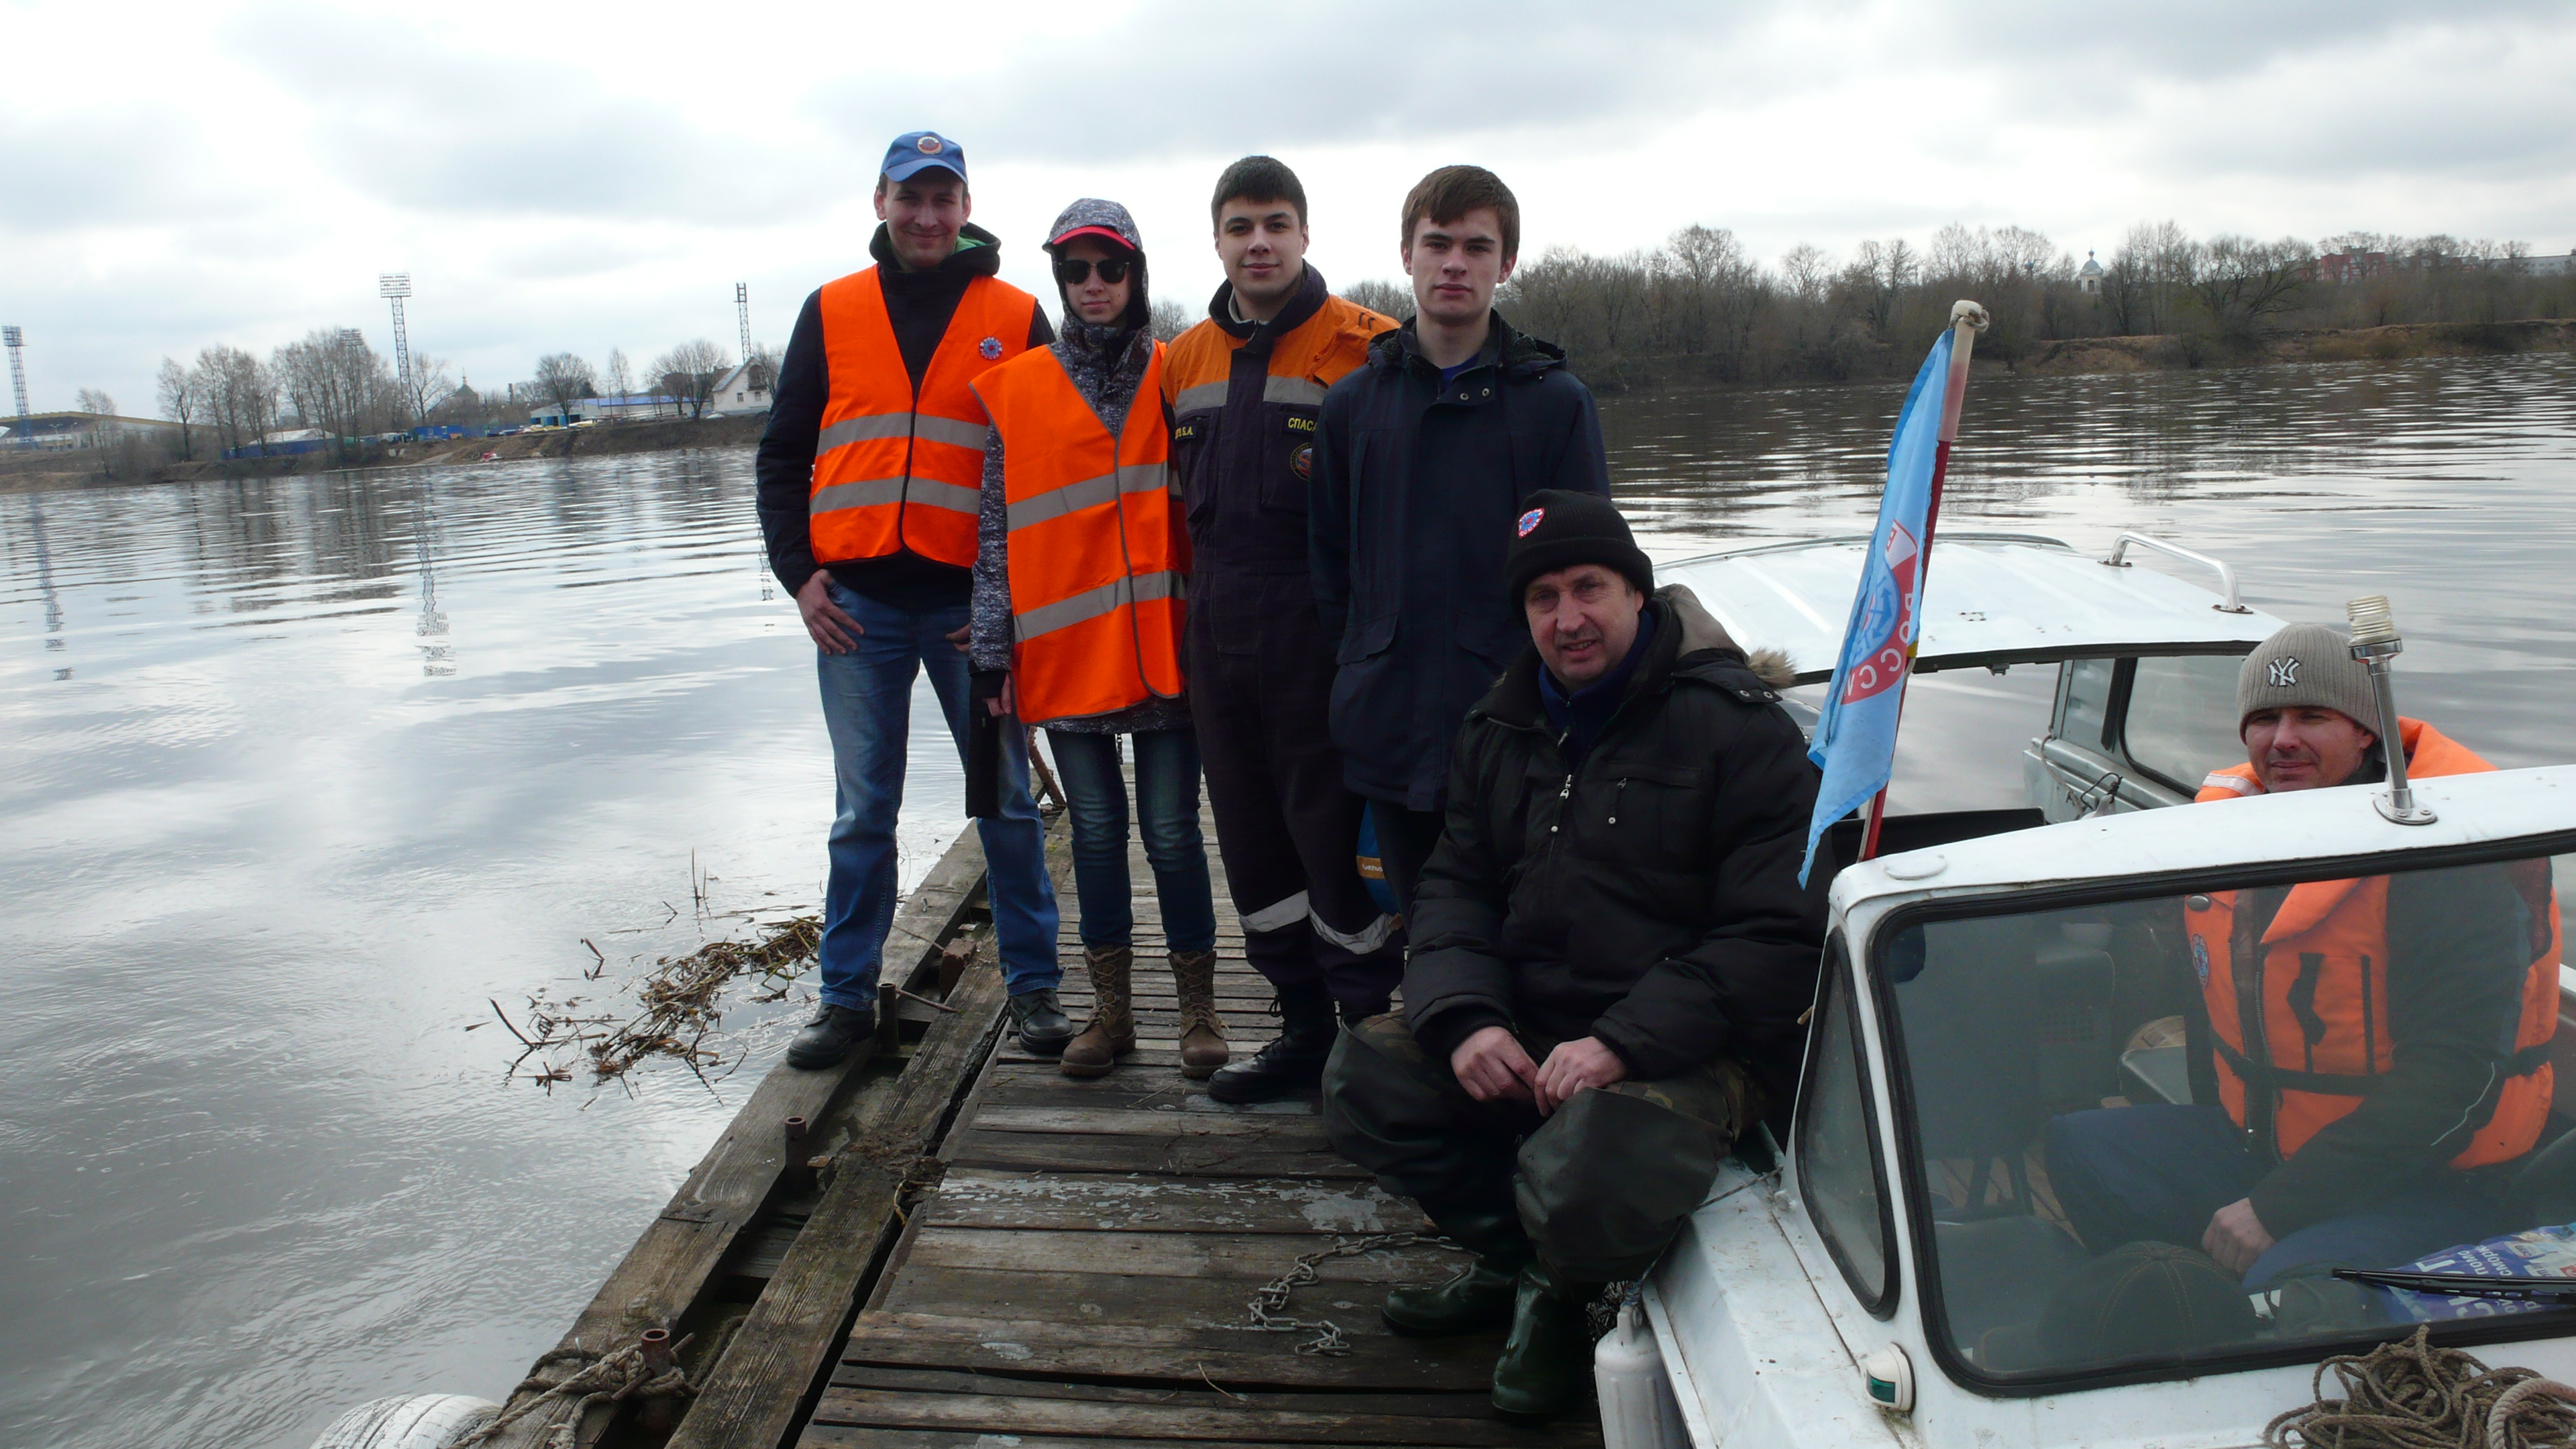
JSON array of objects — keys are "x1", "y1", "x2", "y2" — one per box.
[
  {"x1": 664, "y1": 824, "x2": 1077, "y2": 1449},
  {"x1": 805, "y1": 1385, "x2": 1587, "y2": 1446},
  {"x1": 475, "y1": 826, "x2": 995, "y2": 1449},
  {"x1": 834, "y1": 1309, "x2": 1499, "y2": 1390},
  {"x1": 918, "y1": 1169, "x2": 1419, "y2": 1234}
]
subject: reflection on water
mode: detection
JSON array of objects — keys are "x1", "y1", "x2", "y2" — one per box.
[
  {"x1": 0, "y1": 451, "x2": 967, "y2": 1449},
  {"x1": 0, "y1": 354, "x2": 2571, "y2": 1447}
]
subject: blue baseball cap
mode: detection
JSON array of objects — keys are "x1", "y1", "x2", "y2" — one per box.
[{"x1": 881, "y1": 130, "x2": 967, "y2": 185}]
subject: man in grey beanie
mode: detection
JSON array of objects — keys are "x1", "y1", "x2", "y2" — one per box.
[
  {"x1": 2202, "y1": 621, "x2": 2396, "y2": 798},
  {"x1": 2043, "y1": 619, "x2": 2559, "y2": 1297}
]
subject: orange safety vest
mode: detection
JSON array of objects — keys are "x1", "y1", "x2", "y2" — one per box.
[
  {"x1": 1161, "y1": 289, "x2": 1393, "y2": 441},
  {"x1": 810, "y1": 266, "x2": 1038, "y2": 569},
  {"x1": 2190, "y1": 718, "x2": 2560, "y2": 1167},
  {"x1": 971, "y1": 343, "x2": 1187, "y2": 726}
]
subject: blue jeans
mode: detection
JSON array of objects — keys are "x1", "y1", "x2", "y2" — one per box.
[
  {"x1": 2043, "y1": 1104, "x2": 2518, "y2": 1291},
  {"x1": 814, "y1": 580, "x2": 1058, "y2": 1008},
  {"x1": 1044, "y1": 729, "x2": 1218, "y2": 953}
]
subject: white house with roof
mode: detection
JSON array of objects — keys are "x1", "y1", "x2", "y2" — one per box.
[{"x1": 704, "y1": 361, "x2": 773, "y2": 418}]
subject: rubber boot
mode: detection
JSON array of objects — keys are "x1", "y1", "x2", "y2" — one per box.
[
  {"x1": 1061, "y1": 946, "x2": 1134, "y2": 1079},
  {"x1": 1170, "y1": 949, "x2": 1229, "y2": 1079},
  {"x1": 1205, "y1": 981, "x2": 1334, "y2": 1104},
  {"x1": 1489, "y1": 1261, "x2": 1601, "y2": 1424},
  {"x1": 1382, "y1": 1203, "x2": 1530, "y2": 1336}
]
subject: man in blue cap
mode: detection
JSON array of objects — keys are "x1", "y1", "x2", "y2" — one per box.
[{"x1": 756, "y1": 130, "x2": 1068, "y2": 1067}]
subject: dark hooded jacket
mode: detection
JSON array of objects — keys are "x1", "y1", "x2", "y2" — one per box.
[
  {"x1": 1404, "y1": 586, "x2": 1827, "y2": 1104},
  {"x1": 1309, "y1": 311, "x2": 1611, "y2": 809},
  {"x1": 757, "y1": 222, "x2": 1055, "y2": 608}
]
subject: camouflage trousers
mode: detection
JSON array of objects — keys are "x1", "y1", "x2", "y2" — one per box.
[{"x1": 1321, "y1": 1013, "x2": 1758, "y2": 1283}]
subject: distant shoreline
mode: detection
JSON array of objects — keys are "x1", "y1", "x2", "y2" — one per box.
[
  {"x1": 1577, "y1": 317, "x2": 2576, "y2": 394},
  {"x1": 3, "y1": 319, "x2": 2568, "y2": 494}
]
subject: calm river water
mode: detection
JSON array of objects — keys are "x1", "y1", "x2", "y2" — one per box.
[{"x1": 3, "y1": 353, "x2": 2572, "y2": 1447}]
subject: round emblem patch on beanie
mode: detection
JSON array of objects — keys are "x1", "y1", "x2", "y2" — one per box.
[
  {"x1": 979, "y1": 336, "x2": 1002, "y2": 360},
  {"x1": 916, "y1": 135, "x2": 943, "y2": 154},
  {"x1": 1517, "y1": 508, "x2": 1545, "y2": 537}
]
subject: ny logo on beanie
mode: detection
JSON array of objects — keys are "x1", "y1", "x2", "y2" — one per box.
[{"x1": 2269, "y1": 657, "x2": 2300, "y2": 688}]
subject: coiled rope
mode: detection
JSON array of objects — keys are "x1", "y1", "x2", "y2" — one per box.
[
  {"x1": 457, "y1": 1336, "x2": 696, "y2": 1448},
  {"x1": 2265, "y1": 1326, "x2": 2576, "y2": 1449}
]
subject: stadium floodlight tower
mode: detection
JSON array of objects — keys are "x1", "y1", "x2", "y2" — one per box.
[
  {"x1": 379, "y1": 273, "x2": 413, "y2": 414},
  {"x1": 4, "y1": 326, "x2": 28, "y2": 448},
  {"x1": 736, "y1": 283, "x2": 753, "y2": 370}
]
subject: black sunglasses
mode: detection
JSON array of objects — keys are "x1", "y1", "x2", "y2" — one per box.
[{"x1": 1053, "y1": 256, "x2": 1132, "y2": 285}]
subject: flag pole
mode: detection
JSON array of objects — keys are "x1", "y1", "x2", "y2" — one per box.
[{"x1": 1856, "y1": 300, "x2": 1990, "y2": 862}]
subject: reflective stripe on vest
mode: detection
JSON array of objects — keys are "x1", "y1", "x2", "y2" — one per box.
[
  {"x1": 810, "y1": 266, "x2": 1036, "y2": 568},
  {"x1": 973, "y1": 342, "x2": 1187, "y2": 725},
  {"x1": 2189, "y1": 719, "x2": 2561, "y2": 1169}
]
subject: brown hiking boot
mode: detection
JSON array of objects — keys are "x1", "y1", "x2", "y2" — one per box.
[
  {"x1": 1170, "y1": 949, "x2": 1229, "y2": 1079},
  {"x1": 1061, "y1": 945, "x2": 1134, "y2": 1079}
]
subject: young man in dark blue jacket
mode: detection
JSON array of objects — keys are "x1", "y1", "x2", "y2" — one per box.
[{"x1": 1308, "y1": 165, "x2": 1611, "y2": 918}]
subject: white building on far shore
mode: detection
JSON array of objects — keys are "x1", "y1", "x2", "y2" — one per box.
[{"x1": 704, "y1": 362, "x2": 773, "y2": 418}]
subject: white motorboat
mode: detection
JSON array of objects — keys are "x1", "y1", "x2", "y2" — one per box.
[{"x1": 1629, "y1": 533, "x2": 2576, "y2": 1448}]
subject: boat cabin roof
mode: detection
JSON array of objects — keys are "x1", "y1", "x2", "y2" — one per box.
[
  {"x1": 1831, "y1": 763, "x2": 2576, "y2": 920},
  {"x1": 1661, "y1": 533, "x2": 2289, "y2": 686}
]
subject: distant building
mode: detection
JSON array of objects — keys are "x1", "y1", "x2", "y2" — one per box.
[
  {"x1": 2496, "y1": 251, "x2": 2576, "y2": 277},
  {"x1": 527, "y1": 394, "x2": 683, "y2": 426},
  {"x1": 704, "y1": 361, "x2": 774, "y2": 418},
  {"x1": 2315, "y1": 247, "x2": 2393, "y2": 284},
  {"x1": 2077, "y1": 252, "x2": 2104, "y2": 295},
  {"x1": 0, "y1": 411, "x2": 178, "y2": 449}
]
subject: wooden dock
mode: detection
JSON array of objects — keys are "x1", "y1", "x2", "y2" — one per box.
[{"x1": 481, "y1": 809, "x2": 1599, "y2": 1449}]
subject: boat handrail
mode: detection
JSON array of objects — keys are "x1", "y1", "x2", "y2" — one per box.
[{"x1": 2100, "y1": 531, "x2": 2253, "y2": 614}]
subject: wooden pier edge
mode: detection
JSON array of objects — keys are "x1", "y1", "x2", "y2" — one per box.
[
  {"x1": 476, "y1": 820, "x2": 1052, "y2": 1449},
  {"x1": 666, "y1": 820, "x2": 1075, "y2": 1449}
]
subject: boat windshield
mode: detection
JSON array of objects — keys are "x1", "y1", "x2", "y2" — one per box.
[{"x1": 1877, "y1": 845, "x2": 2572, "y2": 1386}]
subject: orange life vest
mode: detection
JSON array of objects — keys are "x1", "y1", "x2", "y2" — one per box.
[
  {"x1": 2190, "y1": 718, "x2": 2560, "y2": 1167},
  {"x1": 1159, "y1": 291, "x2": 1391, "y2": 421},
  {"x1": 971, "y1": 343, "x2": 1187, "y2": 726},
  {"x1": 810, "y1": 266, "x2": 1037, "y2": 569}
]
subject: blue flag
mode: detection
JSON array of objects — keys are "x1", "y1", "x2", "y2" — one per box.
[{"x1": 1799, "y1": 331, "x2": 1955, "y2": 885}]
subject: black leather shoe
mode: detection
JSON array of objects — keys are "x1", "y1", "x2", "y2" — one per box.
[
  {"x1": 1382, "y1": 1260, "x2": 1519, "y2": 1337},
  {"x1": 1009, "y1": 987, "x2": 1075, "y2": 1055},
  {"x1": 1490, "y1": 1263, "x2": 1600, "y2": 1423},
  {"x1": 785, "y1": 1004, "x2": 874, "y2": 1069},
  {"x1": 1206, "y1": 983, "x2": 1336, "y2": 1104}
]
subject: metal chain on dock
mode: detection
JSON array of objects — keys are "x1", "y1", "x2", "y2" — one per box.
[
  {"x1": 1220, "y1": 1232, "x2": 1463, "y2": 1356},
  {"x1": 457, "y1": 1334, "x2": 696, "y2": 1448}
]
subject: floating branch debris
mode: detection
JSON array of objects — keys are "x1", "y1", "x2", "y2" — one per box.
[{"x1": 501, "y1": 914, "x2": 822, "y2": 1092}]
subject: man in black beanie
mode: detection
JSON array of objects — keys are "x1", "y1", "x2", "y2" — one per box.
[{"x1": 1321, "y1": 489, "x2": 1827, "y2": 1422}]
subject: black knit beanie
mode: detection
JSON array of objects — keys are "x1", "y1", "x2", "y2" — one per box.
[{"x1": 1505, "y1": 490, "x2": 1653, "y2": 604}]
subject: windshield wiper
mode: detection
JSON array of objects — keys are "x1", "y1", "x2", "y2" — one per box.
[{"x1": 2334, "y1": 1269, "x2": 2576, "y2": 1302}]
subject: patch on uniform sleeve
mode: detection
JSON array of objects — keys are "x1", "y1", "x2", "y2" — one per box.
[
  {"x1": 979, "y1": 336, "x2": 1004, "y2": 360},
  {"x1": 1517, "y1": 507, "x2": 1544, "y2": 537},
  {"x1": 2191, "y1": 932, "x2": 2210, "y2": 986},
  {"x1": 1290, "y1": 443, "x2": 1313, "y2": 480}
]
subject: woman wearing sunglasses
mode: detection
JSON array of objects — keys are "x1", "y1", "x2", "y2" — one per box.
[{"x1": 968, "y1": 199, "x2": 1224, "y2": 1081}]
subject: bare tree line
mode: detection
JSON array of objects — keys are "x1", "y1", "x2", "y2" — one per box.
[
  {"x1": 149, "y1": 331, "x2": 455, "y2": 465},
  {"x1": 1338, "y1": 220, "x2": 2573, "y2": 387}
]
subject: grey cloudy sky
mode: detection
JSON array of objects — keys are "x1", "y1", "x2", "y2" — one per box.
[{"x1": 5, "y1": 0, "x2": 2570, "y2": 415}]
